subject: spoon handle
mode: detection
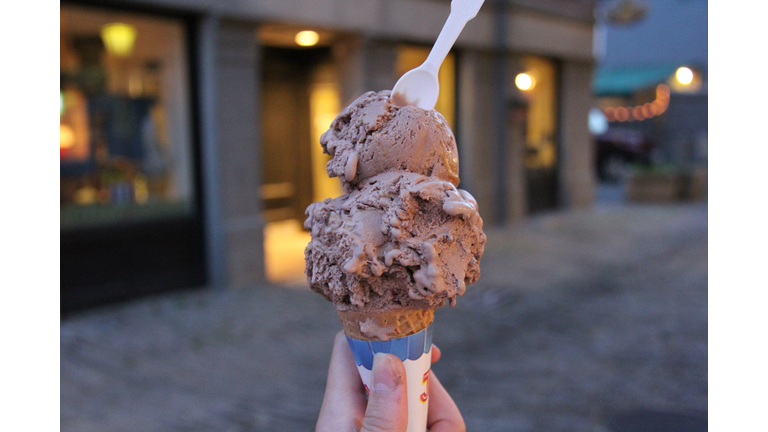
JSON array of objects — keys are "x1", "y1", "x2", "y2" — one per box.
[
  {"x1": 423, "y1": 0, "x2": 485, "y2": 74},
  {"x1": 451, "y1": 0, "x2": 485, "y2": 18}
]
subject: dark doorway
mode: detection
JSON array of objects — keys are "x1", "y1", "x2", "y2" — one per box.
[
  {"x1": 261, "y1": 47, "x2": 330, "y2": 223},
  {"x1": 526, "y1": 165, "x2": 559, "y2": 213}
]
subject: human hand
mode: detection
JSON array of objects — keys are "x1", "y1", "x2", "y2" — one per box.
[{"x1": 316, "y1": 331, "x2": 465, "y2": 432}]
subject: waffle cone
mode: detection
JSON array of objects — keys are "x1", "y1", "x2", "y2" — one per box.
[{"x1": 337, "y1": 308, "x2": 434, "y2": 341}]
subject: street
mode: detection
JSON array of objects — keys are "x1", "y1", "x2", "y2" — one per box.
[{"x1": 61, "y1": 202, "x2": 707, "y2": 432}]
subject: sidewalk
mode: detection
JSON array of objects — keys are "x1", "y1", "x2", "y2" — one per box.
[{"x1": 61, "y1": 202, "x2": 708, "y2": 432}]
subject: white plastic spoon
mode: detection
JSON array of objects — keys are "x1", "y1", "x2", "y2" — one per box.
[{"x1": 391, "y1": 0, "x2": 485, "y2": 110}]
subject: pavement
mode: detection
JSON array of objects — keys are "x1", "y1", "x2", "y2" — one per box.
[{"x1": 60, "y1": 200, "x2": 708, "y2": 432}]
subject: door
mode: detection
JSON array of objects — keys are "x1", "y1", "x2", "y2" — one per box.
[
  {"x1": 516, "y1": 56, "x2": 559, "y2": 214},
  {"x1": 260, "y1": 47, "x2": 325, "y2": 223}
]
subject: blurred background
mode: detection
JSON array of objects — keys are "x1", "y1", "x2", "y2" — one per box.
[{"x1": 60, "y1": 0, "x2": 707, "y2": 431}]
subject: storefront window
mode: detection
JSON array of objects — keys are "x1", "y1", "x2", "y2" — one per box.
[{"x1": 60, "y1": 6, "x2": 194, "y2": 229}]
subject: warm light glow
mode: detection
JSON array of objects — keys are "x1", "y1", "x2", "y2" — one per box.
[
  {"x1": 657, "y1": 83, "x2": 671, "y2": 98},
  {"x1": 100, "y1": 23, "x2": 137, "y2": 56},
  {"x1": 641, "y1": 103, "x2": 653, "y2": 118},
  {"x1": 630, "y1": 106, "x2": 642, "y2": 120},
  {"x1": 60, "y1": 124, "x2": 75, "y2": 149},
  {"x1": 515, "y1": 73, "x2": 535, "y2": 91},
  {"x1": 73, "y1": 187, "x2": 97, "y2": 205},
  {"x1": 310, "y1": 82, "x2": 344, "y2": 202},
  {"x1": 604, "y1": 84, "x2": 671, "y2": 123},
  {"x1": 264, "y1": 219, "x2": 312, "y2": 284},
  {"x1": 134, "y1": 174, "x2": 149, "y2": 204},
  {"x1": 676, "y1": 67, "x2": 694, "y2": 85},
  {"x1": 614, "y1": 107, "x2": 630, "y2": 122},
  {"x1": 295, "y1": 30, "x2": 319, "y2": 47}
]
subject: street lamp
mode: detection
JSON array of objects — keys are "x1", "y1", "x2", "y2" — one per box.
[{"x1": 676, "y1": 67, "x2": 694, "y2": 85}]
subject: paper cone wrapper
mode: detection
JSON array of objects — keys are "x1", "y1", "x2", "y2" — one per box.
[{"x1": 343, "y1": 319, "x2": 434, "y2": 432}]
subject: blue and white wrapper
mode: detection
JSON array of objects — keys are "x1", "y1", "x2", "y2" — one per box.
[{"x1": 346, "y1": 324, "x2": 433, "y2": 432}]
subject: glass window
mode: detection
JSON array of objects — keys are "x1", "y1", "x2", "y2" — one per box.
[{"x1": 60, "y1": 6, "x2": 195, "y2": 229}]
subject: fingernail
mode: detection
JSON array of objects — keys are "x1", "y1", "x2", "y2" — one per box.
[{"x1": 372, "y1": 353, "x2": 403, "y2": 392}]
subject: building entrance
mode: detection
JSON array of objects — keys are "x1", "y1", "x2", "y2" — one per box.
[
  {"x1": 259, "y1": 39, "x2": 343, "y2": 284},
  {"x1": 517, "y1": 56, "x2": 560, "y2": 214}
]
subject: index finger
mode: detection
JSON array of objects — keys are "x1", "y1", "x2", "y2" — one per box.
[
  {"x1": 316, "y1": 331, "x2": 368, "y2": 431},
  {"x1": 426, "y1": 370, "x2": 465, "y2": 432}
]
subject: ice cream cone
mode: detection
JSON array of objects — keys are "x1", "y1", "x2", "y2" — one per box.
[
  {"x1": 337, "y1": 307, "x2": 434, "y2": 341},
  {"x1": 341, "y1": 308, "x2": 435, "y2": 432}
]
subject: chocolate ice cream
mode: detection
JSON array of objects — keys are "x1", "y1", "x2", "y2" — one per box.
[
  {"x1": 305, "y1": 90, "x2": 485, "y2": 320},
  {"x1": 321, "y1": 90, "x2": 460, "y2": 192}
]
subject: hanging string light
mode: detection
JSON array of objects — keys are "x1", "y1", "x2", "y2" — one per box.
[{"x1": 603, "y1": 84, "x2": 670, "y2": 123}]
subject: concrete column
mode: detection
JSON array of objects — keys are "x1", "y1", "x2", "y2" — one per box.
[
  {"x1": 333, "y1": 36, "x2": 366, "y2": 107},
  {"x1": 558, "y1": 59, "x2": 595, "y2": 208},
  {"x1": 457, "y1": 50, "x2": 479, "y2": 195},
  {"x1": 504, "y1": 88, "x2": 528, "y2": 223},
  {"x1": 198, "y1": 15, "x2": 226, "y2": 288},
  {"x1": 458, "y1": 51, "x2": 497, "y2": 224},
  {"x1": 335, "y1": 37, "x2": 398, "y2": 107},
  {"x1": 201, "y1": 18, "x2": 265, "y2": 288},
  {"x1": 458, "y1": 50, "x2": 527, "y2": 226},
  {"x1": 363, "y1": 39, "x2": 398, "y2": 95}
]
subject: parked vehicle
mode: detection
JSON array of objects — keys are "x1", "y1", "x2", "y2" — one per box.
[{"x1": 594, "y1": 128, "x2": 656, "y2": 183}]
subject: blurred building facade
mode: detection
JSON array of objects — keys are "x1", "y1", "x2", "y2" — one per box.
[
  {"x1": 591, "y1": 0, "x2": 707, "y2": 180},
  {"x1": 60, "y1": 0, "x2": 597, "y2": 312}
]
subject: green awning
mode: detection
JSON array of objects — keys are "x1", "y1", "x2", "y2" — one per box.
[{"x1": 592, "y1": 66, "x2": 677, "y2": 96}]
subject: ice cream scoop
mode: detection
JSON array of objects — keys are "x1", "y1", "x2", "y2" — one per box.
[
  {"x1": 391, "y1": 0, "x2": 485, "y2": 110},
  {"x1": 305, "y1": 171, "x2": 485, "y2": 315},
  {"x1": 321, "y1": 91, "x2": 460, "y2": 192},
  {"x1": 307, "y1": 90, "x2": 485, "y2": 321}
]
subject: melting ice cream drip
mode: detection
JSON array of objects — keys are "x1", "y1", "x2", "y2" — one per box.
[
  {"x1": 345, "y1": 149, "x2": 359, "y2": 182},
  {"x1": 410, "y1": 241, "x2": 449, "y2": 299},
  {"x1": 443, "y1": 189, "x2": 477, "y2": 218},
  {"x1": 359, "y1": 318, "x2": 396, "y2": 341}
]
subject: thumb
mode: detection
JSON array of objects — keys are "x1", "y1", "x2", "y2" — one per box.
[{"x1": 360, "y1": 353, "x2": 408, "y2": 432}]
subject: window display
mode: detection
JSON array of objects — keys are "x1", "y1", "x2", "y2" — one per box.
[{"x1": 60, "y1": 6, "x2": 194, "y2": 229}]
